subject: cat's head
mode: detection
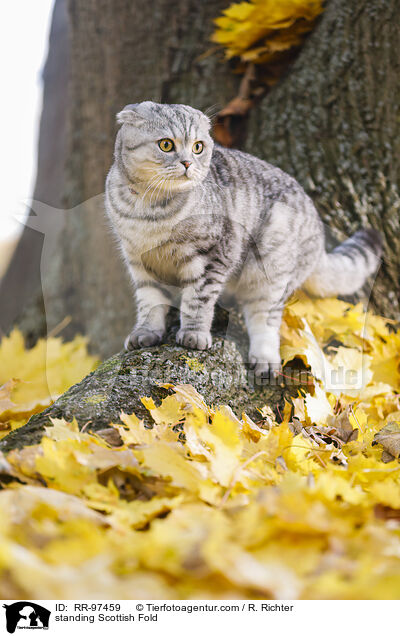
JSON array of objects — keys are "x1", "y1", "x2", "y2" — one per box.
[{"x1": 115, "y1": 101, "x2": 214, "y2": 195}]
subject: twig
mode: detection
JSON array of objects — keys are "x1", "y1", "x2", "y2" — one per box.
[{"x1": 47, "y1": 315, "x2": 72, "y2": 339}]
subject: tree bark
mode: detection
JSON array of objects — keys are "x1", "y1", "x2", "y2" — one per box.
[{"x1": 245, "y1": 0, "x2": 400, "y2": 319}]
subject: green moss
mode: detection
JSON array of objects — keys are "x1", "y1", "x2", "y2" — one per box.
[
  {"x1": 95, "y1": 355, "x2": 122, "y2": 374},
  {"x1": 181, "y1": 354, "x2": 205, "y2": 372},
  {"x1": 82, "y1": 394, "x2": 108, "y2": 405}
]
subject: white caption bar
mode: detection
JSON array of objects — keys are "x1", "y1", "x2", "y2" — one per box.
[{"x1": 1, "y1": 600, "x2": 398, "y2": 635}]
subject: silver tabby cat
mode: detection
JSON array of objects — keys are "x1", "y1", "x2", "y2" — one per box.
[{"x1": 105, "y1": 101, "x2": 381, "y2": 376}]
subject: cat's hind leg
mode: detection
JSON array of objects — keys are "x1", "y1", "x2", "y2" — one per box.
[
  {"x1": 242, "y1": 294, "x2": 285, "y2": 378},
  {"x1": 236, "y1": 256, "x2": 292, "y2": 378}
]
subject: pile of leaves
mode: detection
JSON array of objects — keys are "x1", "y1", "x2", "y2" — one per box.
[
  {"x1": 0, "y1": 329, "x2": 98, "y2": 441},
  {"x1": 1, "y1": 294, "x2": 400, "y2": 599}
]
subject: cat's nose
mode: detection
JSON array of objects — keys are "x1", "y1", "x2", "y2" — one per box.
[{"x1": 181, "y1": 161, "x2": 192, "y2": 170}]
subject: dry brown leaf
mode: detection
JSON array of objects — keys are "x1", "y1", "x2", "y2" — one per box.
[
  {"x1": 373, "y1": 422, "x2": 400, "y2": 458},
  {"x1": 0, "y1": 379, "x2": 17, "y2": 414},
  {"x1": 326, "y1": 411, "x2": 358, "y2": 443}
]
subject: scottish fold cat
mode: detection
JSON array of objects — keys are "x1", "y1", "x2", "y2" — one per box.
[{"x1": 105, "y1": 101, "x2": 381, "y2": 376}]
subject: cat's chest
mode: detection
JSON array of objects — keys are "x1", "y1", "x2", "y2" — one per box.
[
  {"x1": 140, "y1": 240, "x2": 198, "y2": 287},
  {"x1": 122, "y1": 204, "x2": 202, "y2": 283},
  {"x1": 118, "y1": 195, "x2": 209, "y2": 286}
]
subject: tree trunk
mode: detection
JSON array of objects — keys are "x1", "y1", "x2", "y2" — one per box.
[
  {"x1": 0, "y1": 0, "x2": 69, "y2": 342},
  {"x1": 1, "y1": 0, "x2": 398, "y2": 351},
  {"x1": 245, "y1": 0, "x2": 400, "y2": 319}
]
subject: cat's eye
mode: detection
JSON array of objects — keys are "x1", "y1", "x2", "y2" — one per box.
[
  {"x1": 158, "y1": 138, "x2": 174, "y2": 152},
  {"x1": 192, "y1": 141, "x2": 204, "y2": 154}
]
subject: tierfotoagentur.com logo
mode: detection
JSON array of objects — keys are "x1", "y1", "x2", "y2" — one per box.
[{"x1": 2, "y1": 603, "x2": 50, "y2": 633}]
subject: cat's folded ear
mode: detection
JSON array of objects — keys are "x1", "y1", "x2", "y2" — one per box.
[{"x1": 116, "y1": 104, "x2": 146, "y2": 126}]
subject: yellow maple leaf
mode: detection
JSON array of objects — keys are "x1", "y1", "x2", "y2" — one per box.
[{"x1": 212, "y1": 0, "x2": 324, "y2": 76}]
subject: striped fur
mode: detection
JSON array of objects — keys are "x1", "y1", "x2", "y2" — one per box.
[{"x1": 105, "y1": 102, "x2": 382, "y2": 376}]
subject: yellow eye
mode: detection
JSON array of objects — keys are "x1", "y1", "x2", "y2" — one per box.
[
  {"x1": 192, "y1": 141, "x2": 204, "y2": 154},
  {"x1": 158, "y1": 138, "x2": 174, "y2": 152}
]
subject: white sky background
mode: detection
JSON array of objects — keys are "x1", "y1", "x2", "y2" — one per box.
[{"x1": 0, "y1": 0, "x2": 54, "y2": 241}]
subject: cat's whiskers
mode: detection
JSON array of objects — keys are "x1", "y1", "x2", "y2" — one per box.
[
  {"x1": 204, "y1": 103, "x2": 221, "y2": 124},
  {"x1": 149, "y1": 176, "x2": 162, "y2": 207},
  {"x1": 151, "y1": 179, "x2": 165, "y2": 206},
  {"x1": 143, "y1": 166, "x2": 189, "y2": 205},
  {"x1": 149, "y1": 176, "x2": 168, "y2": 207},
  {"x1": 142, "y1": 174, "x2": 164, "y2": 202},
  {"x1": 166, "y1": 176, "x2": 173, "y2": 202}
]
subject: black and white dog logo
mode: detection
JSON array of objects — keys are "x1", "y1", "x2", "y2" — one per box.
[{"x1": 3, "y1": 602, "x2": 50, "y2": 633}]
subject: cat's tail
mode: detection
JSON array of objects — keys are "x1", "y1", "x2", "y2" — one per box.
[{"x1": 303, "y1": 229, "x2": 382, "y2": 297}]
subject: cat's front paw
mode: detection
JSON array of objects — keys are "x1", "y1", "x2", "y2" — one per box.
[
  {"x1": 124, "y1": 327, "x2": 164, "y2": 350},
  {"x1": 176, "y1": 329, "x2": 212, "y2": 351},
  {"x1": 248, "y1": 355, "x2": 282, "y2": 380}
]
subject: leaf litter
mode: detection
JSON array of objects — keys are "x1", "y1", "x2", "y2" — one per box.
[{"x1": 1, "y1": 293, "x2": 400, "y2": 599}]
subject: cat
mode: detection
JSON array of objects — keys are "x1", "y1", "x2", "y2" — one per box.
[{"x1": 105, "y1": 101, "x2": 382, "y2": 376}]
